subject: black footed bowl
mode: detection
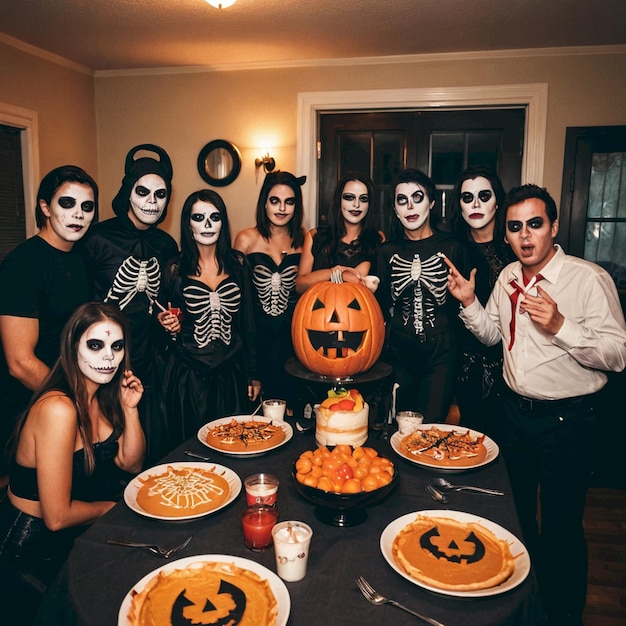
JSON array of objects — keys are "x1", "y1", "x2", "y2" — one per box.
[{"x1": 291, "y1": 461, "x2": 399, "y2": 527}]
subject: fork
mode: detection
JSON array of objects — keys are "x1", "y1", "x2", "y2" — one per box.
[
  {"x1": 355, "y1": 577, "x2": 446, "y2": 626},
  {"x1": 107, "y1": 536, "x2": 192, "y2": 558}
]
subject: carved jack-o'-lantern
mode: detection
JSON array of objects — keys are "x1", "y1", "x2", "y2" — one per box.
[
  {"x1": 420, "y1": 525, "x2": 486, "y2": 564},
  {"x1": 292, "y1": 279, "x2": 384, "y2": 377}
]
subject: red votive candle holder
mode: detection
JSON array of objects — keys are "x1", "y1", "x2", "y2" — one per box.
[{"x1": 241, "y1": 505, "x2": 279, "y2": 552}]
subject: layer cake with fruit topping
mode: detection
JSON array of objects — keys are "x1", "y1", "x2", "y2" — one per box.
[{"x1": 315, "y1": 388, "x2": 368, "y2": 447}]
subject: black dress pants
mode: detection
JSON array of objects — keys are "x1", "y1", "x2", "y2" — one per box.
[{"x1": 500, "y1": 390, "x2": 596, "y2": 626}]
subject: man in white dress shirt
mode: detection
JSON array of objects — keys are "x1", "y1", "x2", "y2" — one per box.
[{"x1": 444, "y1": 184, "x2": 626, "y2": 626}]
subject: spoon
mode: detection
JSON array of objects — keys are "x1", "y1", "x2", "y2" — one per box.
[
  {"x1": 426, "y1": 484, "x2": 449, "y2": 504},
  {"x1": 434, "y1": 477, "x2": 504, "y2": 496},
  {"x1": 184, "y1": 450, "x2": 211, "y2": 461}
]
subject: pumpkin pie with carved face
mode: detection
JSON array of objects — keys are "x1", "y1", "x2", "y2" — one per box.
[
  {"x1": 128, "y1": 561, "x2": 277, "y2": 626},
  {"x1": 392, "y1": 514, "x2": 516, "y2": 591}
]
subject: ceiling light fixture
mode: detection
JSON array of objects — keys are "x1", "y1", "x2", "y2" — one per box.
[{"x1": 205, "y1": 0, "x2": 238, "y2": 8}]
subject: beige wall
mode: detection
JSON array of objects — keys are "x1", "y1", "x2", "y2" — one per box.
[
  {"x1": 95, "y1": 48, "x2": 626, "y2": 245},
  {"x1": 0, "y1": 41, "x2": 98, "y2": 193},
  {"x1": 3, "y1": 38, "x2": 625, "y2": 247}
]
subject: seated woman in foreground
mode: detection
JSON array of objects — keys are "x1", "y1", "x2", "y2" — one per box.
[{"x1": 0, "y1": 302, "x2": 145, "y2": 597}]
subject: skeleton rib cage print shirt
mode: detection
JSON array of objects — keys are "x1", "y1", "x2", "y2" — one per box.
[
  {"x1": 80, "y1": 215, "x2": 179, "y2": 378},
  {"x1": 162, "y1": 259, "x2": 258, "y2": 378},
  {"x1": 377, "y1": 231, "x2": 470, "y2": 342}
]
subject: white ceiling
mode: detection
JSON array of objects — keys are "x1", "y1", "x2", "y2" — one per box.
[{"x1": 1, "y1": 0, "x2": 625, "y2": 72}]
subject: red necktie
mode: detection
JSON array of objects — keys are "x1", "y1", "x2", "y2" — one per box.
[{"x1": 508, "y1": 273, "x2": 543, "y2": 350}]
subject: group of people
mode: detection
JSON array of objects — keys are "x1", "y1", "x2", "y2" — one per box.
[{"x1": 0, "y1": 142, "x2": 625, "y2": 626}]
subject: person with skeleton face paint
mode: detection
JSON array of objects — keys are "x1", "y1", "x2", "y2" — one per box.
[
  {"x1": 81, "y1": 144, "x2": 178, "y2": 465},
  {"x1": 449, "y1": 167, "x2": 515, "y2": 439},
  {"x1": 0, "y1": 302, "x2": 145, "y2": 613},
  {"x1": 234, "y1": 171, "x2": 306, "y2": 412},
  {"x1": 0, "y1": 165, "x2": 98, "y2": 481},
  {"x1": 157, "y1": 190, "x2": 260, "y2": 446},
  {"x1": 376, "y1": 168, "x2": 471, "y2": 423},
  {"x1": 296, "y1": 171, "x2": 385, "y2": 294}
]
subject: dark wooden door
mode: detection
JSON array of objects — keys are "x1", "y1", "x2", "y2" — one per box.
[
  {"x1": 319, "y1": 108, "x2": 525, "y2": 236},
  {"x1": 558, "y1": 125, "x2": 626, "y2": 487}
]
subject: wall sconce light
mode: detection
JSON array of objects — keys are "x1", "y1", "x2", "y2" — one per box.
[
  {"x1": 205, "y1": 0, "x2": 238, "y2": 8},
  {"x1": 255, "y1": 153, "x2": 276, "y2": 173}
]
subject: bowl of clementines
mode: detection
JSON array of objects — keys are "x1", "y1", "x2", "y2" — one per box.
[{"x1": 291, "y1": 444, "x2": 398, "y2": 527}]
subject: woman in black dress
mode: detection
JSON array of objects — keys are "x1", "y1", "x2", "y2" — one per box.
[
  {"x1": 158, "y1": 190, "x2": 260, "y2": 446},
  {"x1": 233, "y1": 171, "x2": 306, "y2": 408},
  {"x1": 449, "y1": 166, "x2": 515, "y2": 437},
  {"x1": 296, "y1": 171, "x2": 384, "y2": 294}
]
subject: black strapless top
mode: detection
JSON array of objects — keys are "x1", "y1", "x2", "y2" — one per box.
[{"x1": 9, "y1": 431, "x2": 119, "y2": 502}]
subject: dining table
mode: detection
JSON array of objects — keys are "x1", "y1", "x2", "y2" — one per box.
[{"x1": 36, "y1": 418, "x2": 547, "y2": 626}]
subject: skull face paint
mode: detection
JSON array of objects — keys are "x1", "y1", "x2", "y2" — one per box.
[
  {"x1": 459, "y1": 176, "x2": 497, "y2": 233},
  {"x1": 128, "y1": 174, "x2": 168, "y2": 228},
  {"x1": 40, "y1": 182, "x2": 96, "y2": 249},
  {"x1": 77, "y1": 321, "x2": 125, "y2": 385},
  {"x1": 394, "y1": 182, "x2": 433, "y2": 233},
  {"x1": 340, "y1": 180, "x2": 369, "y2": 225},
  {"x1": 190, "y1": 201, "x2": 223, "y2": 246}
]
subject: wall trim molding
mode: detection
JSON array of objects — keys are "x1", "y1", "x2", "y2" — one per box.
[
  {"x1": 0, "y1": 101, "x2": 40, "y2": 237},
  {"x1": 93, "y1": 44, "x2": 626, "y2": 77},
  {"x1": 296, "y1": 84, "x2": 548, "y2": 228}
]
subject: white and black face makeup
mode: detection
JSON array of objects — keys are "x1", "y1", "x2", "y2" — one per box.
[
  {"x1": 460, "y1": 176, "x2": 497, "y2": 232},
  {"x1": 39, "y1": 182, "x2": 96, "y2": 249},
  {"x1": 190, "y1": 200, "x2": 223, "y2": 246},
  {"x1": 77, "y1": 321, "x2": 125, "y2": 385},
  {"x1": 128, "y1": 174, "x2": 168, "y2": 228},
  {"x1": 340, "y1": 180, "x2": 369, "y2": 225},
  {"x1": 265, "y1": 184, "x2": 296, "y2": 227},
  {"x1": 394, "y1": 182, "x2": 433, "y2": 232}
]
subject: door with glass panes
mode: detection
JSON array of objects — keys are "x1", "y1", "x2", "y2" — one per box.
[{"x1": 318, "y1": 108, "x2": 525, "y2": 237}]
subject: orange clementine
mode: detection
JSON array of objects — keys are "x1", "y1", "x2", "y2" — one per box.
[{"x1": 341, "y1": 478, "x2": 362, "y2": 493}]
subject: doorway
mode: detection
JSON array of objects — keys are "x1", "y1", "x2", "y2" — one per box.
[
  {"x1": 318, "y1": 108, "x2": 525, "y2": 235},
  {"x1": 558, "y1": 124, "x2": 626, "y2": 488}
]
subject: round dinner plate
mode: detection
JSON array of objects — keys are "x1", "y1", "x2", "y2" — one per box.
[
  {"x1": 118, "y1": 554, "x2": 290, "y2": 626},
  {"x1": 380, "y1": 509, "x2": 530, "y2": 598},
  {"x1": 198, "y1": 415, "x2": 293, "y2": 457},
  {"x1": 390, "y1": 423, "x2": 499, "y2": 472},
  {"x1": 124, "y1": 462, "x2": 241, "y2": 521}
]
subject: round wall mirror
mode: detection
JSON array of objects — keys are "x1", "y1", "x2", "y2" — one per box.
[{"x1": 197, "y1": 140, "x2": 242, "y2": 187}]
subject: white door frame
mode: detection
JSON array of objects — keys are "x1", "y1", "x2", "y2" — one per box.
[
  {"x1": 0, "y1": 101, "x2": 40, "y2": 237},
  {"x1": 296, "y1": 83, "x2": 548, "y2": 228}
]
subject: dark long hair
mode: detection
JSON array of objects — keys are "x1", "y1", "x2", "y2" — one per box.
[
  {"x1": 450, "y1": 166, "x2": 508, "y2": 254},
  {"x1": 317, "y1": 171, "x2": 381, "y2": 260},
  {"x1": 35, "y1": 165, "x2": 99, "y2": 229},
  {"x1": 12, "y1": 302, "x2": 130, "y2": 474},
  {"x1": 255, "y1": 171, "x2": 306, "y2": 249},
  {"x1": 389, "y1": 168, "x2": 437, "y2": 241},
  {"x1": 179, "y1": 189, "x2": 243, "y2": 278}
]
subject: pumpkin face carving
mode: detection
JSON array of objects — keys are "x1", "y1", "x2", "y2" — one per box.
[
  {"x1": 419, "y1": 525, "x2": 486, "y2": 564},
  {"x1": 292, "y1": 281, "x2": 384, "y2": 377}
]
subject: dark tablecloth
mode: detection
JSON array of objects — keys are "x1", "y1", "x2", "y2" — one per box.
[{"x1": 37, "y1": 424, "x2": 547, "y2": 626}]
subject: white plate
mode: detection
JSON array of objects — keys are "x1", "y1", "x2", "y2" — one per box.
[
  {"x1": 390, "y1": 423, "x2": 499, "y2": 471},
  {"x1": 118, "y1": 554, "x2": 290, "y2": 626},
  {"x1": 380, "y1": 509, "x2": 530, "y2": 598},
  {"x1": 124, "y1": 462, "x2": 241, "y2": 521},
  {"x1": 198, "y1": 415, "x2": 293, "y2": 457}
]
